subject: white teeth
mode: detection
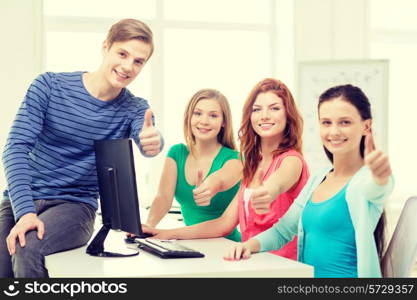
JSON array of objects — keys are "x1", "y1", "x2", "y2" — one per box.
[
  {"x1": 197, "y1": 128, "x2": 211, "y2": 132},
  {"x1": 259, "y1": 123, "x2": 274, "y2": 128},
  {"x1": 115, "y1": 70, "x2": 128, "y2": 78},
  {"x1": 329, "y1": 140, "x2": 346, "y2": 145}
]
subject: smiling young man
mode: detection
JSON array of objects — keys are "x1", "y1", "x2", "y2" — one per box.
[{"x1": 0, "y1": 19, "x2": 163, "y2": 278}]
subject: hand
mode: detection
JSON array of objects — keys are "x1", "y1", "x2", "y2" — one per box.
[
  {"x1": 193, "y1": 170, "x2": 214, "y2": 206},
  {"x1": 126, "y1": 224, "x2": 168, "y2": 239},
  {"x1": 223, "y1": 242, "x2": 252, "y2": 261},
  {"x1": 6, "y1": 213, "x2": 44, "y2": 255},
  {"x1": 250, "y1": 169, "x2": 273, "y2": 214},
  {"x1": 139, "y1": 109, "x2": 162, "y2": 156},
  {"x1": 140, "y1": 226, "x2": 176, "y2": 240},
  {"x1": 126, "y1": 223, "x2": 154, "y2": 238},
  {"x1": 364, "y1": 132, "x2": 392, "y2": 185}
]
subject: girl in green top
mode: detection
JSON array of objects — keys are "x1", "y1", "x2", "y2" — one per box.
[{"x1": 145, "y1": 89, "x2": 242, "y2": 241}]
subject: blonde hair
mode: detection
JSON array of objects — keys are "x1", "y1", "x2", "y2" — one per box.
[
  {"x1": 105, "y1": 18, "x2": 154, "y2": 60},
  {"x1": 183, "y1": 89, "x2": 236, "y2": 156}
]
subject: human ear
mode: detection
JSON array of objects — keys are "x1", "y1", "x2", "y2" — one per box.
[
  {"x1": 102, "y1": 40, "x2": 109, "y2": 55},
  {"x1": 363, "y1": 119, "x2": 372, "y2": 135}
]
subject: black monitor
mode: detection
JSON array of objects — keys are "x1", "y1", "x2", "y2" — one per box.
[{"x1": 86, "y1": 138, "x2": 148, "y2": 257}]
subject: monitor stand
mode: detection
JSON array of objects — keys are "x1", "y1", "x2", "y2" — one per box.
[
  {"x1": 86, "y1": 152, "x2": 146, "y2": 258},
  {"x1": 86, "y1": 225, "x2": 139, "y2": 257}
]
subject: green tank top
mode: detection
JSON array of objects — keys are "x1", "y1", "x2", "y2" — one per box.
[{"x1": 167, "y1": 143, "x2": 241, "y2": 241}]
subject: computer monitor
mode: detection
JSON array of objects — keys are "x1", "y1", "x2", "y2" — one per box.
[{"x1": 86, "y1": 138, "x2": 148, "y2": 257}]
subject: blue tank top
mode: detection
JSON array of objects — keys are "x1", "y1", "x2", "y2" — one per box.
[{"x1": 302, "y1": 184, "x2": 358, "y2": 278}]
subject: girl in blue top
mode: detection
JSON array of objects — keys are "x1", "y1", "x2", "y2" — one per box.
[{"x1": 224, "y1": 84, "x2": 394, "y2": 278}]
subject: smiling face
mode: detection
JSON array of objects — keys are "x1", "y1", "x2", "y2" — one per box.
[
  {"x1": 250, "y1": 92, "x2": 287, "y2": 141},
  {"x1": 100, "y1": 39, "x2": 151, "y2": 91},
  {"x1": 319, "y1": 97, "x2": 371, "y2": 158},
  {"x1": 190, "y1": 98, "x2": 224, "y2": 143}
]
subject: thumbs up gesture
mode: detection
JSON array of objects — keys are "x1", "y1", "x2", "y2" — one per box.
[
  {"x1": 364, "y1": 132, "x2": 392, "y2": 185},
  {"x1": 193, "y1": 170, "x2": 213, "y2": 206},
  {"x1": 250, "y1": 169, "x2": 273, "y2": 214},
  {"x1": 139, "y1": 109, "x2": 162, "y2": 157}
]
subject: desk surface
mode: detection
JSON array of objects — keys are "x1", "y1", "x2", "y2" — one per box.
[{"x1": 45, "y1": 212, "x2": 313, "y2": 278}]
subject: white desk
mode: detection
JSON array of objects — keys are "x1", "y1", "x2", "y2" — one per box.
[{"x1": 45, "y1": 212, "x2": 313, "y2": 278}]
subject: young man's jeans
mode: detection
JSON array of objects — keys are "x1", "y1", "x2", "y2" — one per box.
[{"x1": 0, "y1": 199, "x2": 96, "y2": 278}]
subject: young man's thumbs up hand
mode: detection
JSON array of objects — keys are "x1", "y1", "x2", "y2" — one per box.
[{"x1": 139, "y1": 109, "x2": 162, "y2": 156}]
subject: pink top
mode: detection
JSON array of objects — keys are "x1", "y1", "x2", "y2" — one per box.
[{"x1": 238, "y1": 149, "x2": 309, "y2": 260}]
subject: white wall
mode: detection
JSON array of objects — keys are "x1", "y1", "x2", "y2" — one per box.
[
  {"x1": 369, "y1": 0, "x2": 417, "y2": 208},
  {"x1": 295, "y1": 0, "x2": 368, "y2": 60},
  {"x1": 0, "y1": 0, "x2": 44, "y2": 188}
]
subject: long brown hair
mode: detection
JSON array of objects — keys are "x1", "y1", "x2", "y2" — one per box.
[
  {"x1": 239, "y1": 78, "x2": 303, "y2": 185},
  {"x1": 183, "y1": 89, "x2": 236, "y2": 157},
  {"x1": 318, "y1": 84, "x2": 385, "y2": 261}
]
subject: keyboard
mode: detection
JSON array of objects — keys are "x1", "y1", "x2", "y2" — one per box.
[{"x1": 135, "y1": 238, "x2": 205, "y2": 259}]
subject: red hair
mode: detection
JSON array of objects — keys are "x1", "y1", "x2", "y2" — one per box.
[{"x1": 239, "y1": 78, "x2": 303, "y2": 185}]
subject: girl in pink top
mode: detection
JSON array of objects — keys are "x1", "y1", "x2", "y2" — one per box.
[
  {"x1": 238, "y1": 149, "x2": 309, "y2": 259},
  {"x1": 145, "y1": 79, "x2": 309, "y2": 260},
  {"x1": 236, "y1": 78, "x2": 309, "y2": 260}
]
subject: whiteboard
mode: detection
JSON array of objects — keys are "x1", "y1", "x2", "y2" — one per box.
[{"x1": 297, "y1": 60, "x2": 389, "y2": 172}]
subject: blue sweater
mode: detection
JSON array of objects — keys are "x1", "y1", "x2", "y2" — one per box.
[
  {"x1": 256, "y1": 165, "x2": 394, "y2": 277},
  {"x1": 3, "y1": 71, "x2": 155, "y2": 220}
]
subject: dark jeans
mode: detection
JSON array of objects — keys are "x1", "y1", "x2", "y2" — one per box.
[{"x1": 0, "y1": 199, "x2": 96, "y2": 278}]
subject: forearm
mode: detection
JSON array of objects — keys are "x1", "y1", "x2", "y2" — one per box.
[
  {"x1": 360, "y1": 172, "x2": 394, "y2": 204},
  {"x1": 256, "y1": 221, "x2": 296, "y2": 252},
  {"x1": 205, "y1": 160, "x2": 242, "y2": 193},
  {"x1": 3, "y1": 145, "x2": 35, "y2": 220},
  {"x1": 264, "y1": 181, "x2": 283, "y2": 199},
  {"x1": 263, "y1": 156, "x2": 303, "y2": 199},
  {"x1": 146, "y1": 195, "x2": 173, "y2": 227},
  {"x1": 3, "y1": 79, "x2": 48, "y2": 220},
  {"x1": 204, "y1": 174, "x2": 223, "y2": 195},
  {"x1": 164, "y1": 217, "x2": 236, "y2": 240}
]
